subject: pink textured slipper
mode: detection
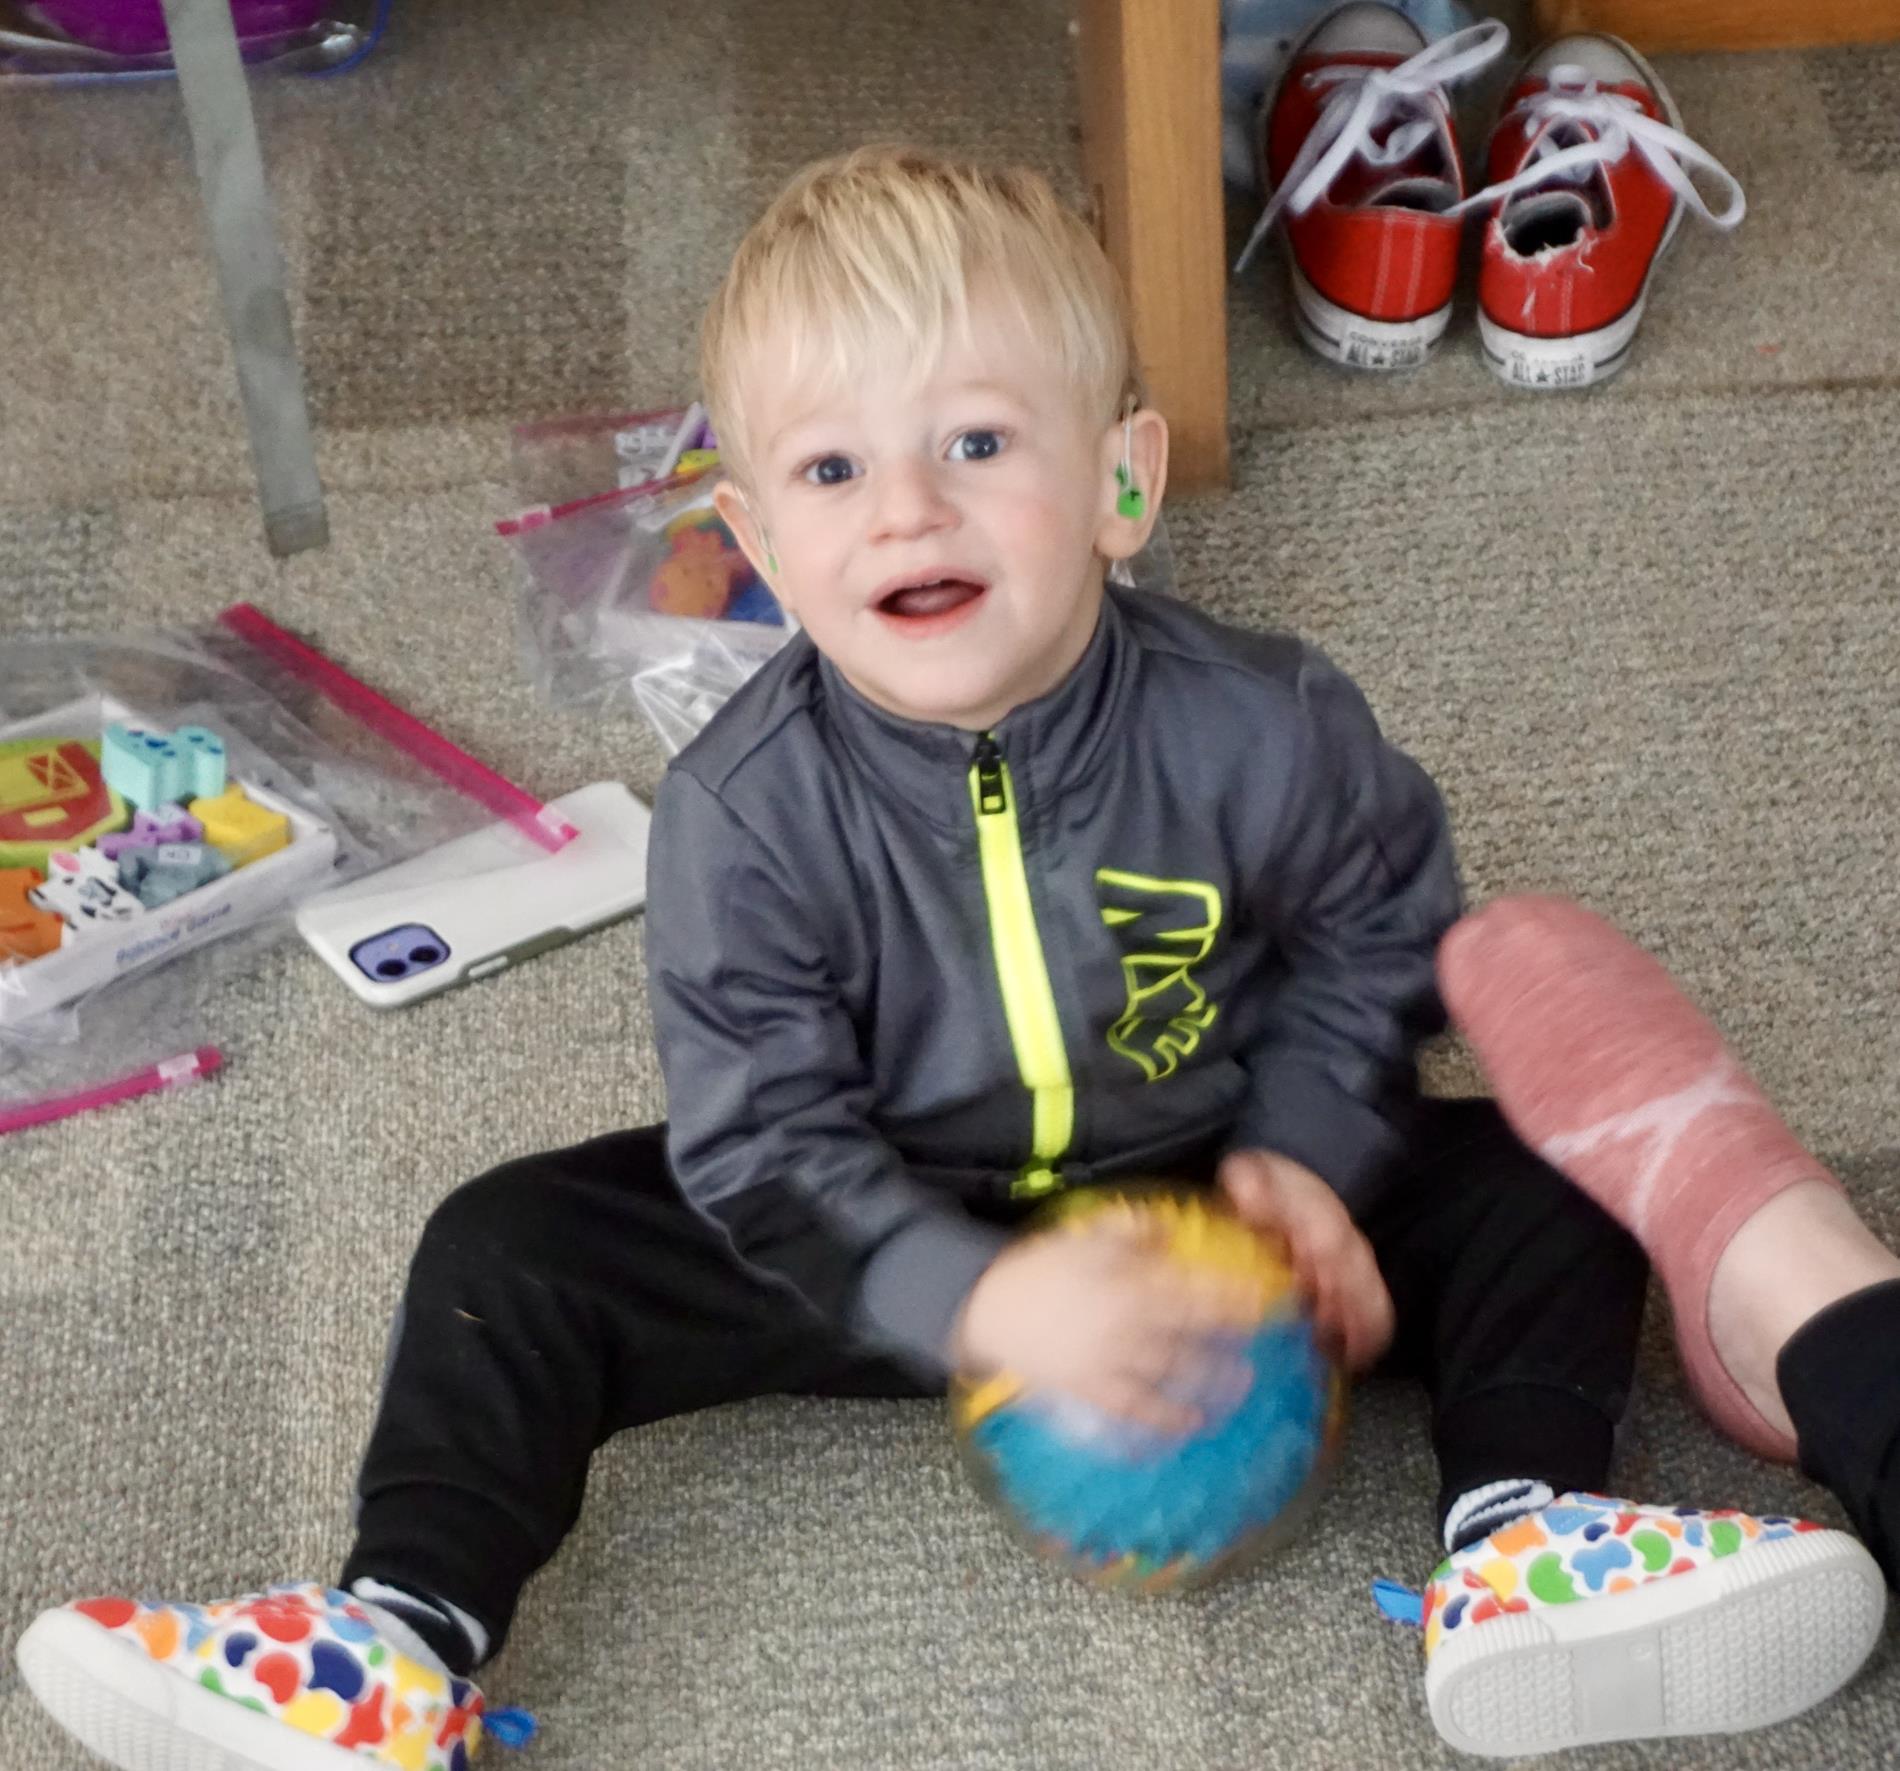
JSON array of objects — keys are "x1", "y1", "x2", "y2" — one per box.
[{"x1": 1437, "y1": 895, "x2": 1840, "y2": 1462}]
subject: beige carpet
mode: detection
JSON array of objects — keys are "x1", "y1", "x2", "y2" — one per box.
[{"x1": 3, "y1": 3, "x2": 1898, "y2": 1766}]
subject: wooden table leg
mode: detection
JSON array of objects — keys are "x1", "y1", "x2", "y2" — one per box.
[{"x1": 1077, "y1": 0, "x2": 1230, "y2": 494}]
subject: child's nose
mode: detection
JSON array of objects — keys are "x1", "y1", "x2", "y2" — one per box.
[{"x1": 870, "y1": 458, "x2": 958, "y2": 542}]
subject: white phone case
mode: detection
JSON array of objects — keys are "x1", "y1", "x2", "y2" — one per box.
[{"x1": 295, "y1": 780, "x2": 650, "y2": 1009}]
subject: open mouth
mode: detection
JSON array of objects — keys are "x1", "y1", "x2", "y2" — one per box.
[{"x1": 873, "y1": 574, "x2": 989, "y2": 626}]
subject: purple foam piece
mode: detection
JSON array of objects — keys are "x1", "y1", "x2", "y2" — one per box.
[{"x1": 98, "y1": 805, "x2": 204, "y2": 861}]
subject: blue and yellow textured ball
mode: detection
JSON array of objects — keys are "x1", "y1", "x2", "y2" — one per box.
[{"x1": 952, "y1": 1184, "x2": 1345, "y2": 1594}]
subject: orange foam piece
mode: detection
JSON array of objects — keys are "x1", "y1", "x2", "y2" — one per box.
[{"x1": 0, "y1": 866, "x2": 63, "y2": 961}]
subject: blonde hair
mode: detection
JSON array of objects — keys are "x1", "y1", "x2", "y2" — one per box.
[{"x1": 700, "y1": 146, "x2": 1139, "y2": 485}]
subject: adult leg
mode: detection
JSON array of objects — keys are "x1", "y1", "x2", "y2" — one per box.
[
  {"x1": 1439, "y1": 895, "x2": 1900, "y2": 1468},
  {"x1": 1776, "y1": 1276, "x2": 1900, "y2": 1586}
]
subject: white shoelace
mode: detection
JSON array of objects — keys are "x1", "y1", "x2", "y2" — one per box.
[
  {"x1": 1453, "y1": 65, "x2": 1746, "y2": 230},
  {"x1": 1233, "y1": 19, "x2": 1510, "y2": 274}
]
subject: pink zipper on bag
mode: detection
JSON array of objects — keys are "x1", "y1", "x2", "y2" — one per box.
[
  {"x1": 217, "y1": 603, "x2": 579, "y2": 850},
  {"x1": 493, "y1": 461, "x2": 715, "y2": 538},
  {"x1": 0, "y1": 1046, "x2": 223, "y2": 1137}
]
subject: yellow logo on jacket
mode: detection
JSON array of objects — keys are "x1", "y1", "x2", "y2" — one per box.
[{"x1": 1096, "y1": 870, "x2": 1223, "y2": 1081}]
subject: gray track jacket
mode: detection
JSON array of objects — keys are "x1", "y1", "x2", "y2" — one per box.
[{"x1": 646, "y1": 586, "x2": 1460, "y2": 1374}]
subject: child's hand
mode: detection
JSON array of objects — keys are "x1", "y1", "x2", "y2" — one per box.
[
  {"x1": 1219, "y1": 1149, "x2": 1394, "y2": 1373},
  {"x1": 949, "y1": 1211, "x2": 1268, "y2": 1437}
]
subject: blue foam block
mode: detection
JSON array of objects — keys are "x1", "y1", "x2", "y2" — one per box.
[
  {"x1": 173, "y1": 726, "x2": 228, "y2": 799},
  {"x1": 101, "y1": 723, "x2": 186, "y2": 810}
]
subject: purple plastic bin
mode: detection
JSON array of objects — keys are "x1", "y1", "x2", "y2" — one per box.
[{"x1": 21, "y1": 0, "x2": 330, "y2": 57}]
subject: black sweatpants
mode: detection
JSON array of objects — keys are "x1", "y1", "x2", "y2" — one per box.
[
  {"x1": 341, "y1": 1098, "x2": 1646, "y2": 1657},
  {"x1": 1780, "y1": 1277, "x2": 1900, "y2": 1590}
]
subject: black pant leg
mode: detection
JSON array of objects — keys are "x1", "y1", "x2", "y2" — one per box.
[
  {"x1": 341, "y1": 1124, "x2": 929, "y2": 1652},
  {"x1": 1778, "y1": 1276, "x2": 1900, "y2": 1589},
  {"x1": 1361, "y1": 1097, "x2": 1650, "y2": 1530}
]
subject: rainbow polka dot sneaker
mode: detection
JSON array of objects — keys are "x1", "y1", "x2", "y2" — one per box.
[
  {"x1": 14, "y1": 1583, "x2": 530, "y2": 1771},
  {"x1": 1407, "y1": 1494, "x2": 1886, "y2": 1757}
]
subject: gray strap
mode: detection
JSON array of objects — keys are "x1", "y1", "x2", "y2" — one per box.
[{"x1": 159, "y1": 0, "x2": 328, "y2": 556}]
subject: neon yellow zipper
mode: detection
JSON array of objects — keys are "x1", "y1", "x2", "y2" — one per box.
[{"x1": 969, "y1": 732, "x2": 1073, "y2": 1199}]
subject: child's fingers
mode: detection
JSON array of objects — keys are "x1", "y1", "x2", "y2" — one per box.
[
  {"x1": 1229, "y1": 1165, "x2": 1351, "y2": 1281},
  {"x1": 1168, "y1": 1269, "x2": 1271, "y2": 1330},
  {"x1": 1085, "y1": 1372, "x2": 1204, "y2": 1437},
  {"x1": 1134, "y1": 1322, "x2": 1253, "y2": 1389},
  {"x1": 1218, "y1": 1151, "x2": 1283, "y2": 1221},
  {"x1": 1102, "y1": 1233, "x2": 1269, "y2": 1330},
  {"x1": 1296, "y1": 1226, "x2": 1392, "y2": 1372},
  {"x1": 1333, "y1": 1245, "x2": 1395, "y2": 1371},
  {"x1": 1178, "y1": 1346, "x2": 1255, "y2": 1419}
]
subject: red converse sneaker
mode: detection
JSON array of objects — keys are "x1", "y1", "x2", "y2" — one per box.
[
  {"x1": 1236, "y1": 6, "x2": 1506, "y2": 371},
  {"x1": 1473, "y1": 35, "x2": 1745, "y2": 390}
]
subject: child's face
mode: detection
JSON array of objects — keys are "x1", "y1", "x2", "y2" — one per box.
[{"x1": 716, "y1": 295, "x2": 1161, "y2": 732}]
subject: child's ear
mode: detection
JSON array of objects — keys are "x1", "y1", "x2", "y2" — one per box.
[
  {"x1": 713, "y1": 480, "x2": 785, "y2": 601},
  {"x1": 1095, "y1": 408, "x2": 1170, "y2": 563}
]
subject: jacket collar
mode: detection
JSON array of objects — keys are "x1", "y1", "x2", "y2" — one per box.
[{"x1": 817, "y1": 586, "x2": 1134, "y2": 828}]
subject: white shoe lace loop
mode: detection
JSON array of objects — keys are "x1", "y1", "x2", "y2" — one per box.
[
  {"x1": 1455, "y1": 66, "x2": 1746, "y2": 230},
  {"x1": 1234, "y1": 19, "x2": 1510, "y2": 274}
]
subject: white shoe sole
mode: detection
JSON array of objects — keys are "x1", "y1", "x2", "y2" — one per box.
[
  {"x1": 1478, "y1": 31, "x2": 1686, "y2": 392},
  {"x1": 1425, "y1": 1528, "x2": 1888, "y2": 1759},
  {"x1": 1289, "y1": 260, "x2": 1450, "y2": 372},
  {"x1": 16, "y1": 1608, "x2": 367, "y2": 1771}
]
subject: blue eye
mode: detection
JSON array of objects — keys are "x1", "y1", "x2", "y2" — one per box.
[
  {"x1": 950, "y1": 429, "x2": 1005, "y2": 462},
  {"x1": 803, "y1": 455, "x2": 857, "y2": 486}
]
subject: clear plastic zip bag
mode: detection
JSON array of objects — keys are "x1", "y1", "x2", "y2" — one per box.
[
  {"x1": 0, "y1": 603, "x2": 575, "y2": 1132},
  {"x1": 502, "y1": 406, "x2": 1179, "y2": 757},
  {"x1": 500, "y1": 443, "x2": 796, "y2": 759}
]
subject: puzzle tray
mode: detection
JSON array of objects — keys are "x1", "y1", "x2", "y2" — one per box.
[{"x1": 0, "y1": 697, "x2": 338, "y2": 1029}]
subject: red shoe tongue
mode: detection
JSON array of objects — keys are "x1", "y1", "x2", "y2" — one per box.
[{"x1": 886, "y1": 580, "x2": 980, "y2": 617}]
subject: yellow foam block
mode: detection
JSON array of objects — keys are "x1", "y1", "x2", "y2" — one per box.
[{"x1": 188, "y1": 785, "x2": 289, "y2": 869}]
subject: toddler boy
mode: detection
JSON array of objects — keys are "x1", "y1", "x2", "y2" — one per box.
[{"x1": 17, "y1": 147, "x2": 1881, "y2": 1767}]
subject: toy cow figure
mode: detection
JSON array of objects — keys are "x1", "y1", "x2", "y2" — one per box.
[{"x1": 29, "y1": 848, "x2": 142, "y2": 938}]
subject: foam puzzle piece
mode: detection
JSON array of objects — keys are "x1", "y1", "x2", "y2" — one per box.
[
  {"x1": 101, "y1": 722, "x2": 228, "y2": 810},
  {"x1": 102, "y1": 723, "x2": 186, "y2": 810},
  {"x1": 0, "y1": 736, "x2": 128, "y2": 869},
  {"x1": 174, "y1": 727, "x2": 228, "y2": 799},
  {"x1": 0, "y1": 866, "x2": 64, "y2": 962},
  {"x1": 98, "y1": 804, "x2": 205, "y2": 861},
  {"x1": 189, "y1": 784, "x2": 289, "y2": 868},
  {"x1": 29, "y1": 847, "x2": 142, "y2": 937},
  {"x1": 118, "y1": 841, "x2": 232, "y2": 909}
]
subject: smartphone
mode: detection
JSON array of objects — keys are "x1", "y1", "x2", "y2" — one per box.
[{"x1": 295, "y1": 780, "x2": 650, "y2": 1009}]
